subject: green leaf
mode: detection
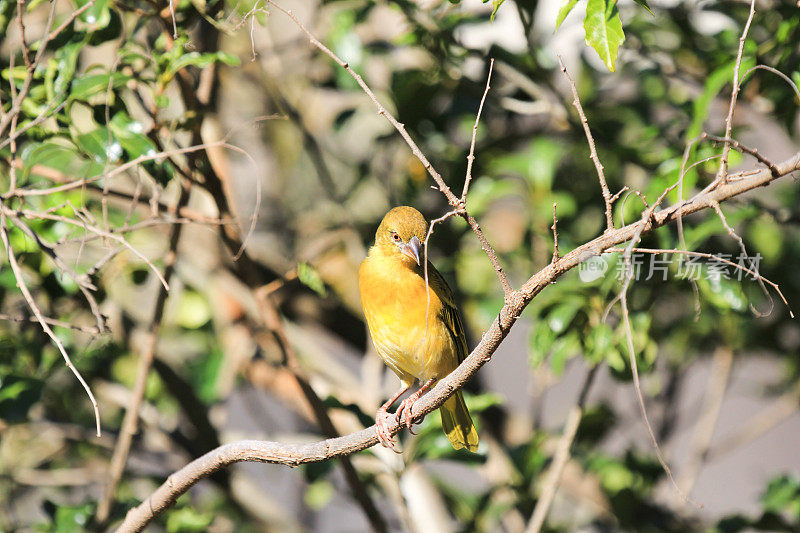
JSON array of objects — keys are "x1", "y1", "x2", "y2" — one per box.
[
  {"x1": 466, "y1": 178, "x2": 521, "y2": 215},
  {"x1": 464, "y1": 392, "x2": 505, "y2": 413},
  {"x1": 527, "y1": 137, "x2": 566, "y2": 189},
  {"x1": 304, "y1": 481, "x2": 335, "y2": 510},
  {"x1": 53, "y1": 41, "x2": 83, "y2": 96},
  {"x1": 176, "y1": 291, "x2": 211, "y2": 329},
  {"x1": 52, "y1": 503, "x2": 94, "y2": 533},
  {"x1": 555, "y1": 0, "x2": 579, "y2": 30},
  {"x1": 585, "y1": 323, "x2": 613, "y2": 364},
  {"x1": 633, "y1": 0, "x2": 652, "y2": 14},
  {"x1": 547, "y1": 301, "x2": 582, "y2": 334},
  {"x1": 762, "y1": 475, "x2": 800, "y2": 517},
  {"x1": 490, "y1": 0, "x2": 504, "y2": 21},
  {"x1": 165, "y1": 506, "x2": 213, "y2": 533},
  {"x1": 0, "y1": 375, "x2": 43, "y2": 423},
  {"x1": 166, "y1": 50, "x2": 240, "y2": 78},
  {"x1": 214, "y1": 50, "x2": 241, "y2": 66},
  {"x1": 75, "y1": 0, "x2": 111, "y2": 28},
  {"x1": 551, "y1": 333, "x2": 580, "y2": 375},
  {"x1": 109, "y1": 111, "x2": 157, "y2": 158},
  {"x1": 297, "y1": 262, "x2": 327, "y2": 297},
  {"x1": 747, "y1": 217, "x2": 783, "y2": 263},
  {"x1": 529, "y1": 320, "x2": 556, "y2": 367},
  {"x1": 605, "y1": 347, "x2": 625, "y2": 372},
  {"x1": 75, "y1": 126, "x2": 119, "y2": 163},
  {"x1": 583, "y1": 0, "x2": 625, "y2": 72},
  {"x1": 21, "y1": 141, "x2": 79, "y2": 178},
  {"x1": 70, "y1": 72, "x2": 132, "y2": 101}
]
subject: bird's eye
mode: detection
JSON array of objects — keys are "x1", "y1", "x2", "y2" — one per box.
[{"x1": 391, "y1": 232, "x2": 401, "y2": 242}]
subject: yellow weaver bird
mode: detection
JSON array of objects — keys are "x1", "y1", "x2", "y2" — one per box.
[{"x1": 359, "y1": 206, "x2": 479, "y2": 451}]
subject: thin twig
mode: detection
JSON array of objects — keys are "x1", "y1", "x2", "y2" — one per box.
[
  {"x1": 710, "y1": 200, "x2": 774, "y2": 317},
  {"x1": 703, "y1": 133, "x2": 779, "y2": 177},
  {"x1": 16, "y1": 0, "x2": 30, "y2": 69},
  {"x1": 7, "y1": 206, "x2": 170, "y2": 291},
  {"x1": 551, "y1": 202, "x2": 559, "y2": 263},
  {"x1": 740, "y1": 64, "x2": 800, "y2": 102},
  {"x1": 558, "y1": 56, "x2": 614, "y2": 232},
  {"x1": 0, "y1": 313, "x2": 101, "y2": 334},
  {"x1": 461, "y1": 59, "x2": 494, "y2": 202},
  {"x1": 615, "y1": 183, "x2": 701, "y2": 507},
  {"x1": 7, "y1": 213, "x2": 106, "y2": 332},
  {"x1": 6, "y1": 142, "x2": 226, "y2": 198},
  {"x1": 715, "y1": 0, "x2": 756, "y2": 183},
  {"x1": 422, "y1": 209, "x2": 461, "y2": 343},
  {"x1": 0, "y1": 0, "x2": 58, "y2": 139}
]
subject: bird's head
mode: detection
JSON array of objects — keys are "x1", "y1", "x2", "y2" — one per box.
[{"x1": 374, "y1": 206, "x2": 428, "y2": 266}]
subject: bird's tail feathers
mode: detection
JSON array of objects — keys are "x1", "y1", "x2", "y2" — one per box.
[{"x1": 440, "y1": 390, "x2": 479, "y2": 452}]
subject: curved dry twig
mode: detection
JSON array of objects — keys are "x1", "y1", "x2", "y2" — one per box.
[{"x1": 0, "y1": 211, "x2": 102, "y2": 437}]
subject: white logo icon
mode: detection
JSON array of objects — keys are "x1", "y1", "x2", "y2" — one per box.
[{"x1": 579, "y1": 256, "x2": 608, "y2": 282}]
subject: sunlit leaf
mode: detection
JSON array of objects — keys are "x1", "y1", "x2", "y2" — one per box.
[
  {"x1": 70, "y1": 72, "x2": 132, "y2": 101},
  {"x1": 297, "y1": 262, "x2": 327, "y2": 297},
  {"x1": 176, "y1": 291, "x2": 211, "y2": 329},
  {"x1": 75, "y1": 0, "x2": 110, "y2": 27},
  {"x1": 490, "y1": 0, "x2": 504, "y2": 21},
  {"x1": 21, "y1": 141, "x2": 78, "y2": 178},
  {"x1": 165, "y1": 506, "x2": 213, "y2": 533},
  {"x1": 633, "y1": 0, "x2": 652, "y2": 14},
  {"x1": 556, "y1": 0, "x2": 579, "y2": 30},
  {"x1": 584, "y1": 0, "x2": 624, "y2": 72}
]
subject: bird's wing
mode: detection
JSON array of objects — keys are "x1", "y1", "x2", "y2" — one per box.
[{"x1": 426, "y1": 263, "x2": 470, "y2": 364}]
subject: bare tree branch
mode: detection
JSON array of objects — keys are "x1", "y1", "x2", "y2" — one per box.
[{"x1": 118, "y1": 151, "x2": 800, "y2": 532}]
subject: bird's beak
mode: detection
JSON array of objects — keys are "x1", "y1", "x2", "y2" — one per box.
[{"x1": 401, "y1": 236, "x2": 421, "y2": 266}]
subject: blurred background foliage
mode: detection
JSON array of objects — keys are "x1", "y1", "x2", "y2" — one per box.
[{"x1": 0, "y1": 0, "x2": 799, "y2": 531}]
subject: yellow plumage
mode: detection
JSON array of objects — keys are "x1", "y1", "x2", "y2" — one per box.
[{"x1": 359, "y1": 206, "x2": 479, "y2": 452}]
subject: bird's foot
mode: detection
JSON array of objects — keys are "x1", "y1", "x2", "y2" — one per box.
[
  {"x1": 394, "y1": 378, "x2": 436, "y2": 434},
  {"x1": 395, "y1": 394, "x2": 421, "y2": 434},
  {"x1": 375, "y1": 408, "x2": 402, "y2": 452}
]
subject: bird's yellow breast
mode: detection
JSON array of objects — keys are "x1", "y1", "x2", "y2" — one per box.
[{"x1": 359, "y1": 247, "x2": 458, "y2": 384}]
